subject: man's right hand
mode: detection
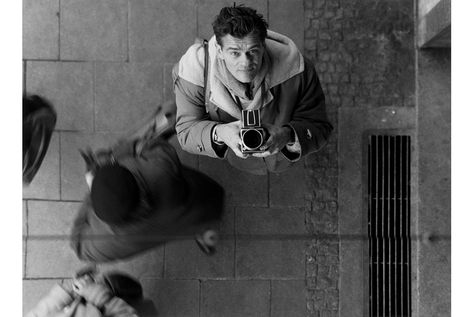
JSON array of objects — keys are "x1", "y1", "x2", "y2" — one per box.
[{"x1": 214, "y1": 121, "x2": 248, "y2": 159}]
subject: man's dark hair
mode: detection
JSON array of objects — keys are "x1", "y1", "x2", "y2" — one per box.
[{"x1": 212, "y1": 5, "x2": 268, "y2": 46}]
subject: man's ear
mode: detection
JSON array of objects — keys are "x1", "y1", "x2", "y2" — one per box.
[{"x1": 216, "y1": 43, "x2": 224, "y2": 59}]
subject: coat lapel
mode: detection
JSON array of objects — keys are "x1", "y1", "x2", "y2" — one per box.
[{"x1": 209, "y1": 79, "x2": 242, "y2": 119}]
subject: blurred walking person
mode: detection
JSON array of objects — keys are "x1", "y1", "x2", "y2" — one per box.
[{"x1": 70, "y1": 103, "x2": 224, "y2": 262}]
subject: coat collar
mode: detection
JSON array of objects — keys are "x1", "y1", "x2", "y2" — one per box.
[{"x1": 178, "y1": 30, "x2": 304, "y2": 119}]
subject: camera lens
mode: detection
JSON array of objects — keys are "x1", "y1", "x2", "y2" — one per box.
[{"x1": 242, "y1": 129, "x2": 263, "y2": 150}]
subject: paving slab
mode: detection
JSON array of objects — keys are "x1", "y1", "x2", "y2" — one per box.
[
  {"x1": 23, "y1": 61, "x2": 26, "y2": 93},
  {"x1": 26, "y1": 61, "x2": 94, "y2": 131},
  {"x1": 418, "y1": 237, "x2": 451, "y2": 317},
  {"x1": 236, "y1": 240, "x2": 306, "y2": 278},
  {"x1": 201, "y1": 280, "x2": 270, "y2": 317},
  {"x1": 22, "y1": 132, "x2": 60, "y2": 200},
  {"x1": 23, "y1": 279, "x2": 63, "y2": 315},
  {"x1": 25, "y1": 239, "x2": 90, "y2": 278},
  {"x1": 23, "y1": 201, "x2": 27, "y2": 277},
  {"x1": 23, "y1": 0, "x2": 59, "y2": 59},
  {"x1": 23, "y1": 239, "x2": 26, "y2": 278},
  {"x1": 164, "y1": 238, "x2": 234, "y2": 279},
  {"x1": 198, "y1": 156, "x2": 268, "y2": 206},
  {"x1": 60, "y1": 0, "x2": 127, "y2": 61},
  {"x1": 163, "y1": 63, "x2": 176, "y2": 103},
  {"x1": 269, "y1": 160, "x2": 310, "y2": 207},
  {"x1": 94, "y1": 62, "x2": 163, "y2": 132},
  {"x1": 129, "y1": 0, "x2": 196, "y2": 62},
  {"x1": 27, "y1": 201, "x2": 82, "y2": 237},
  {"x1": 23, "y1": 201, "x2": 27, "y2": 237},
  {"x1": 271, "y1": 279, "x2": 307, "y2": 317},
  {"x1": 99, "y1": 247, "x2": 165, "y2": 280},
  {"x1": 218, "y1": 205, "x2": 235, "y2": 235},
  {"x1": 235, "y1": 206, "x2": 306, "y2": 235},
  {"x1": 140, "y1": 279, "x2": 199, "y2": 317},
  {"x1": 269, "y1": 0, "x2": 304, "y2": 51},
  {"x1": 197, "y1": 0, "x2": 268, "y2": 39},
  {"x1": 60, "y1": 131, "x2": 120, "y2": 201}
]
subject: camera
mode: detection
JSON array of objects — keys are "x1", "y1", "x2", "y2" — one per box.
[{"x1": 240, "y1": 109, "x2": 267, "y2": 154}]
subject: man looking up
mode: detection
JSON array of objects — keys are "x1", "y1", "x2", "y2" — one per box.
[{"x1": 174, "y1": 5, "x2": 333, "y2": 175}]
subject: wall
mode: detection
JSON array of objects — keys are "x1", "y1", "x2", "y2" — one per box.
[
  {"x1": 416, "y1": 47, "x2": 451, "y2": 317},
  {"x1": 418, "y1": 0, "x2": 441, "y2": 16}
]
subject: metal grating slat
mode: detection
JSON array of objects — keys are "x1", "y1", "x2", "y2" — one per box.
[
  {"x1": 368, "y1": 138, "x2": 373, "y2": 317},
  {"x1": 382, "y1": 135, "x2": 386, "y2": 317}
]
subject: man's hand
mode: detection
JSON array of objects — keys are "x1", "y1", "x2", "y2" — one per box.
[
  {"x1": 252, "y1": 124, "x2": 292, "y2": 158},
  {"x1": 214, "y1": 121, "x2": 248, "y2": 159}
]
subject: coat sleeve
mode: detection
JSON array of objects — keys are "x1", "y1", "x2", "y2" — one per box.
[
  {"x1": 174, "y1": 72, "x2": 221, "y2": 158},
  {"x1": 70, "y1": 195, "x2": 93, "y2": 260},
  {"x1": 80, "y1": 283, "x2": 138, "y2": 317},
  {"x1": 25, "y1": 284, "x2": 75, "y2": 317},
  {"x1": 70, "y1": 196, "x2": 120, "y2": 263},
  {"x1": 286, "y1": 58, "x2": 333, "y2": 158}
]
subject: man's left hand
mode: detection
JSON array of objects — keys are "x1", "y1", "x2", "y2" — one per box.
[{"x1": 252, "y1": 124, "x2": 292, "y2": 158}]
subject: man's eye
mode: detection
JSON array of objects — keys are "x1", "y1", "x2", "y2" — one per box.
[{"x1": 230, "y1": 52, "x2": 239, "y2": 57}]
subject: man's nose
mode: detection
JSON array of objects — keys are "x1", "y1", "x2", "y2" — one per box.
[{"x1": 238, "y1": 54, "x2": 252, "y2": 66}]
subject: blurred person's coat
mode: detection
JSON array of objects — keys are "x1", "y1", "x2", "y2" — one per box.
[
  {"x1": 25, "y1": 282, "x2": 137, "y2": 317},
  {"x1": 174, "y1": 30, "x2": 333, "y2": 175},
  {"x1": 70, "y1": 138, "x2": 224, "y2": 262}
]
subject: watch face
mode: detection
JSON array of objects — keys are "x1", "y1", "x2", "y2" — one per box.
[{"x1": 213, "y1": 126, "x2": 224, "y2": 144}]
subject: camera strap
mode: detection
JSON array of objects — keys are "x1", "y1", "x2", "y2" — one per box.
[{"x1": 203, "y1": 39, "x2": 211, "y2": 113}]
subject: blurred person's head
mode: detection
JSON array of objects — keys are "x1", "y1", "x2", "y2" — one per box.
[
  {"x1": 212, "y1": 5, "x2": 268, "y2": 83},
  {"x1": 90, "y1": 164, "x2": 140, "y2": 225},
  {"x1": 23, "y1": 95, "x2": 57, "y2": 184}
]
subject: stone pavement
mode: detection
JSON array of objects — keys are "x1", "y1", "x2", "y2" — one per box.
[{"x1": 23, "y1": 1, "x2": 318, "y2": 316}]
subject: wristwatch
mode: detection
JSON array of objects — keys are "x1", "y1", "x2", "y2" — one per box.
[{"x1": 212, "y1": 125, "x2": 225, "y2": 145}]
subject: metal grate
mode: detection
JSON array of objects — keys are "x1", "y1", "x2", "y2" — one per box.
[{"x1": 368, "y1": 135, "x2": 411, "y2": 317}]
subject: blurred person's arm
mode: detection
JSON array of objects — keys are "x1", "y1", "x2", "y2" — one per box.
[
  {"x1": 70, "y1": 196, "x2": 120, "y2": 262},
  {"x1": 70, "y1": 195, "x2": 96, "y2": 261},
  {"x1": 74, "y1": 281, "x2": 138, "y2": 317},
  {"x1": 24, "y1": 283, "x2": 78, "y2": 317}
]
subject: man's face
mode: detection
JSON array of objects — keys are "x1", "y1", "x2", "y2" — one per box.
[{"x1": 216, "y1": 33, "x2": 265, "y2": 83}]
